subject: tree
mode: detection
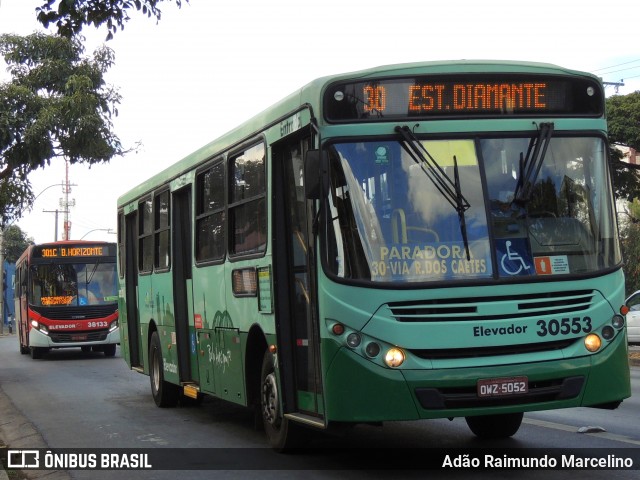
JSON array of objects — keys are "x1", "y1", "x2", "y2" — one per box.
[
  {"x1": 607, "y1": 92, "x2": 640, "y2": 202},
  {"x1": 607, "y1": 92, "x2": 640, "y2": 294},
  {"x1": 621, "y1": 218, "x2": 640, "y2": 295},
  {"x1": 608, "y1": 92, "x2": 640, "y2": 152},
  {"x1": 2, "y1": 225, "x2": 34, "y2": 264},
  {"x1": 36, "y1": 0, "x2": 189, "y2": 40},
  {"x1": 0, "y1": 32, "x2": 127, "y2": 226}
]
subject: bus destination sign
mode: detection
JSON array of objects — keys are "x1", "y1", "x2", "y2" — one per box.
[
  {"x1": 325, "y1": 74, "x2": 603, "y2": 121},
  {"x1": 33, "y1": 244, "x2": 115, "y2": 259}
]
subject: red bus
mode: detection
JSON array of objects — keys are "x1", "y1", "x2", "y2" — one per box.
[{"x1": 14, "y1": 240, "x2": 120, "y2": 359}]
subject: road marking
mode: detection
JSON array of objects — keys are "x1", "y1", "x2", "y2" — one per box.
[{"x1": 524, "y1": 417, "x2": 640, "y2": 446}]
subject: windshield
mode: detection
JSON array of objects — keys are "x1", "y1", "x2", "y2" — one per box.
[
  {"x1": 323, "y1": 136, "x2": 620, "y2": 283},
  {"x1": 29, "y1": 262, "x2": 118, "y2": 306}
]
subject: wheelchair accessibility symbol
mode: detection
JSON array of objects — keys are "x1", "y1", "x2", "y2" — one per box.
[{"x1": 500, "y1": 240, "x2": 531, "y2": 275}]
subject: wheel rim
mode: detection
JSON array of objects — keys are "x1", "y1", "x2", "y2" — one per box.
[{"x1": 261, "y1": 372, "x2": 280, "y2": 427}]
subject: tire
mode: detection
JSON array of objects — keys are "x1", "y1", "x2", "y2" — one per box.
[
  {"x1": 465, "y1": 412, "x2": 524, "y2": 439},
  {"x1": 260, "y1": 350, "x2": 300, "y2": 450},
  {"x1": 18, "y1": 326, "x2": 29, "y2": 354},
  {"x1": 103, "y1": 344, "x2": 117, "y2": 357},
  {"x1": 30, "y1": 346, "x2": 45, "y2": 359},
  {"x1": 149, "y1": 332, "x2": 179, "y2": 408},
  {"x1": 81, "y1": 346, "x2": 92, "y2": 353}
]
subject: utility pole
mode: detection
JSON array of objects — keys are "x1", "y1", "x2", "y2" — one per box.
[
  {"x1": 60, "y1": 159, "x2": 75, "y2": 240},
  {"x1": 603, "y1": 80, "x2": 625, "y2": 94},
  {"x1": 43, "y1": 209, "x2": 64, "y2": 241}
]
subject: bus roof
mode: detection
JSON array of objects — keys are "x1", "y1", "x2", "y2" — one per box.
[{"x1": 117, "y1": 60, "x2": 600, "y2": 207}]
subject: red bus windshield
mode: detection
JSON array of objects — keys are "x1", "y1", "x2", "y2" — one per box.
[{"x1": 29, "y1": 262, "x2": 118, "y2": 307}]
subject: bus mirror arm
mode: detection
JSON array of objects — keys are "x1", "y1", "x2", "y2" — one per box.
[{"x1": 304, "y1": 149, "x2": 329, "y2": 200}]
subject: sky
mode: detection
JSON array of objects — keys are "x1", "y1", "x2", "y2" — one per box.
[{"x1": 1, "y1": 0, "x2": 640, "y2": 244}]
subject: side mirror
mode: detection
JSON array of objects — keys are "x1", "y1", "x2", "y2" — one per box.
[{"x1": 304, "y1": 150, "x2": 328, "y2": 200}]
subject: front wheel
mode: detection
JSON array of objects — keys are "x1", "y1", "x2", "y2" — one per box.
[
  {"x1": 103, "y1": 344, "x2": 117, "y2": 357},
  {"x1": 260, "y1": 350, "x2": 300, "y2": 450},
  {"x1": 30, "y1": 346, "x2": 46, "y2": 359},
  {"x1": 465, "y1": 412, "x2": 523, "y2": 439},
  {"x1": 18, "y1": 325, "x2": 29, "y2": 354},
  {"x1": 149, "y1": 332, "x2": 179, "y2": 407}
]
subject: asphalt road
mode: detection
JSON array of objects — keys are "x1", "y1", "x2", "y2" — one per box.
[{"x1": 1, "y1": 333, "x2": 639, "y2": 480}]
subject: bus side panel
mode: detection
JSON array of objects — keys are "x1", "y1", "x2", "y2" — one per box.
[
  {"x1": 151, "y1": 271, "x2": 181, "y2": 385},
  {"x1": 191, "y1": 262, "x2": 227, "y2": 396}
]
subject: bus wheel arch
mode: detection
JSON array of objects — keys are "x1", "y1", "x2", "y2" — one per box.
[{"x1": 149, "y1": 329, "x2": 179, "y2": 408}]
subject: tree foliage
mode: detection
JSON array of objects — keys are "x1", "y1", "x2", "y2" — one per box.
[
  {"x1": 607, "y1": 92, "x2": 640, "y2": 294},
  {"x1": 36, "y1": 0, "x2": 189, "y2": 40},
  {"x1": 621, "y1": 220, "x2": 640, "y2": 295},
  {"x1": 607, "y1": 92, "x2": 640, "y2": 203},
  {"x1": 2, "y1": 225, "x2": 34, "y2": 264},
  {"x1": 0, "y1": 32, "x2": 127, "y2": 226},
  {"x1": 608, "y1": 92, "x2": 640, "y2": 151}
]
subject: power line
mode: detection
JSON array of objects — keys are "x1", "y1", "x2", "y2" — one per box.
[
  {"x1": 599, "y1": 65, "x2": 640, "y2": 75},
  {"x1": 593, "y1": 58, "x2": 640, "y2": 72}
]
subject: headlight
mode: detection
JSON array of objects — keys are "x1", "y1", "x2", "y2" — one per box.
[
  {"x1": 584, "y1": 333, "x2": 601, "y2": 352},
  {"x1": 31, "y1": 320, "x2": 48, "y2": 334},
  {"x1": 109, "y1": 320, "x2": 119, "y2": 332},
  {"x1": 384, "y1": 347, "x2": 405, "y2": 367}
]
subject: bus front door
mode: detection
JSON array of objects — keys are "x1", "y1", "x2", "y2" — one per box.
[
  {"x1": 273, "y1": 134, "x2": 325, "y2": 425},
  {"x1": 124, "y1": 212, "x2": 142, "y2": 369}
]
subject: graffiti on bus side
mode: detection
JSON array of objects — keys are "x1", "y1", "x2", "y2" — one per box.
[{"x1": 207, "y1": 344, "x2": 232, "y2": 373}]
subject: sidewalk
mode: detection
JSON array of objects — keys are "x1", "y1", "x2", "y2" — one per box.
[{"x1": 0, "y1": 331, "x2": 70, "y2": 480}]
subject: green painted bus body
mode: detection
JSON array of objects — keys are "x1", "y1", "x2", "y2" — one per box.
[{"x1": 117, "y1": 60, "x2": 630, "y2": 434}]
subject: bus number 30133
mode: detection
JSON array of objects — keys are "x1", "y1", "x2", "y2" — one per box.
[{"x1": 536, "y1": 317, "x2": 592, "y2": 337}]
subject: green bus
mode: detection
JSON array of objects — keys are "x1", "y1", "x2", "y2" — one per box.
[{"x1": 117, "y1": 60, "x2": 631, "y2": 448}]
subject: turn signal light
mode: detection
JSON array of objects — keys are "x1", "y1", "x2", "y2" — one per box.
[{"x1": 331, "y1": 323, "x2": 345, "y2": 335}]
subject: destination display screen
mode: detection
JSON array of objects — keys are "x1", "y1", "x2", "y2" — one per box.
[
  {"x1": 32, "y1": 243, "x2": 116, "y2": 259},
  {"x1": 324, "y1": 74, "x2": 603, "y2": 122}
]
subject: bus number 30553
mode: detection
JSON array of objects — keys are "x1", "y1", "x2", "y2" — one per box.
[{"x1": 536, "y1": 317, "x2": 592, "y2": 337}]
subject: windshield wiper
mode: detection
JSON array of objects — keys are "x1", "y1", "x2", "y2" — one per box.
[
  {"x1": 395, "y1": 125, "x2": 471, "y2": 260},
  {"x1": 512, "y1": 122, "x2": 554, "y2": 210}
]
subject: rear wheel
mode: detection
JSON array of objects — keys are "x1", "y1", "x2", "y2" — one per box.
[
  {"x1": 465, "y1": 412, "x2": 523, "y2": 438},
  {"x1": 260, "y1": 350, "x2": 300, "y2": 450},
  {"x1": 149, "y1": 332, "x2": 179, "y2": 407}
]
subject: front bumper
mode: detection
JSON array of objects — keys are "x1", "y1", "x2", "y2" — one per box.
[
  {"x1": 29, "y1": 327, "x2": 120, "y2": 348},
  {"x1": 323, "y1": 333, "x2": 631, "y2": 422}
]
